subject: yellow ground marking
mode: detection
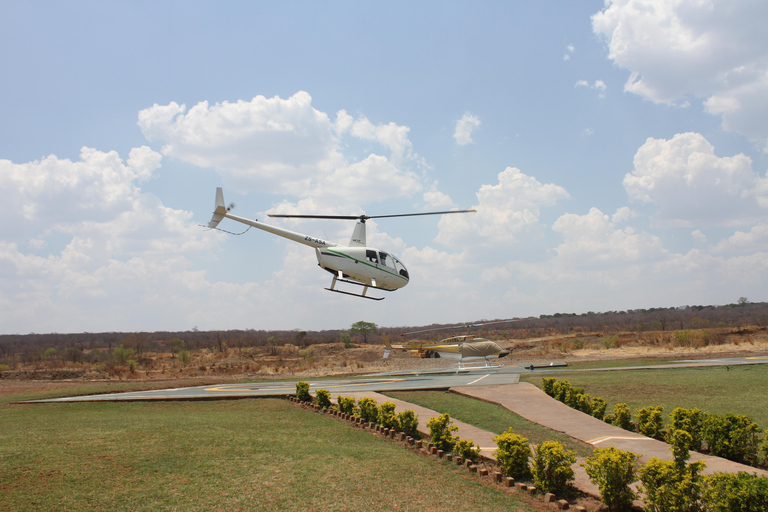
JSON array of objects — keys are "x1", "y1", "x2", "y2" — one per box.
[{"x1": 587, "y1": 435, "x2": 651, "y2": 444}]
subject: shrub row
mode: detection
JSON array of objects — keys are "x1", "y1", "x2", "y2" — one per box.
[
  {"x1": 294, "y1": 383, "x2": 421, "y2": 438},
  {"x1": 543, "y1": 377, "x2": 766, "y2": 466},
  {"x1": 426, "y1": 413, "x2": 481, "y2": 462},
  {"x1": 585, "y1": 431, "x2": 768, "y2": 512},
  {"x1": 541, "y1": 377, "x2": 607, "y2": 421},
  {"x1": 492, "y1": 426, "x2": 577, "y2": 496}
]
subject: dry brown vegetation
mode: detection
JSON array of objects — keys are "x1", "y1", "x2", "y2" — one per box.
[{"x1": 2, "y1": 324, "x2": 767, "y2": 383}]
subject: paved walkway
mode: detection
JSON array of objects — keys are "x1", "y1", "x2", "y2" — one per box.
[
  {"x1": 455, "y1": 382, "x2": 768, "y2": 477},
  {"x1": 344, "y1": 382, "x2": 768, "y2": 502}
]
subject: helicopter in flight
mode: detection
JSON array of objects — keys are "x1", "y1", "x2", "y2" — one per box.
[{"x1": 206, "y1": 187, "x2": 476, "y2": 300}]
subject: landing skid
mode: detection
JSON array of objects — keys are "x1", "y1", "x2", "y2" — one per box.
[
  {"x1": 326, "y1": 275, "x2": 387, "y2": 301},
  {"x1": 457, "y1": 359, "x2": 504, "y2": 370}
]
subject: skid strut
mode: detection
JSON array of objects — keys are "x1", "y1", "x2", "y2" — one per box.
[{"x1": 326, "y1": 273, "x2": 385, "y2": 301}]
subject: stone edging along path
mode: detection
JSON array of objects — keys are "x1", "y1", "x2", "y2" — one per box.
[{"x1": 290, "y1": 392, "x2": 599, "y2": 511}]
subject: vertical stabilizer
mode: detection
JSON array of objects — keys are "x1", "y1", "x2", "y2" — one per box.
[
  {"x1": 208, "y1": 187, "x2": 228, "y2": 228},
  {"x1": 349, "y1": 220, "x2": 366, "y2": 247}
]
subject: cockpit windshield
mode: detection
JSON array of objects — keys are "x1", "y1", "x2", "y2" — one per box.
[{"x1": 378, "y1": 251, "x2": 409, "y2": 279}]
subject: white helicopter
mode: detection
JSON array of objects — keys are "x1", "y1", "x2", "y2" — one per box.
[{"x1": 206, "y1": 188, "x2": 476, "y2": 300}]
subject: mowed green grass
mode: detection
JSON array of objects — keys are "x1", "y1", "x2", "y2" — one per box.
[
  {"x1": 386, "y1": 391, "x2": 593, "y2": 457},
  {"x1": 0, "y1": 398, "x2": 537, "y2": 512},
  {"x1": 522, "y1": 364, "x2": 768, "y2": 427}
]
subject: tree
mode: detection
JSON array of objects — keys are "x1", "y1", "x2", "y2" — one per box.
[
  {"x1": 168, "y1": 338, "x2": 184, "y2": 357},
  {"x1": 350, "y1": 321, "x2": 378, "y2": 344}
]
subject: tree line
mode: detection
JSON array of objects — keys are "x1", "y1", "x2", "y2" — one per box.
[{"x1": 1, "y1": 300, "x2": 766, "y2": 367}]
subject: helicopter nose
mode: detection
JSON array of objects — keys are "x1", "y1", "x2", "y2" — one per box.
[{"x1": 499, "y1": 350, "x2": 510, "y2": 358}]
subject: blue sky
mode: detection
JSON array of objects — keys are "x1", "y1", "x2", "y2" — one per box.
[{"x1": 2, "y1": 0, "x2": 767, "y2": 334}]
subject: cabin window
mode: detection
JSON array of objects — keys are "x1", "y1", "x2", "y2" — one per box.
[
  {"x1": 379, "y1": 252, "x2": 395, "y2": 269},
  {"x1": 366, "y1": 250, "x2": 378, "y2": 264}
]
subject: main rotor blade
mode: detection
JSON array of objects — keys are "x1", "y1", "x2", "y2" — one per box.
[
  {"x1": 267, "y1": 214, "x2": 362, "y2": 220},
  {"x1": 268, "y1": 210, "x2": 477, "y2": 221},
  {"x1": 367, "y1": 210, "x2": 477, "y2": 219}
]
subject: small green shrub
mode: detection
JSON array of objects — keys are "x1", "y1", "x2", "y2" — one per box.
[
  {"x1": 532, "y1": 441, "x2": 576, "y2": 496},
  {"x1": 453, "y1": 438, "x2": 480, "y2": 462},
  {"x1": 611, "y1": 403, "x2": 632, "y2": 431},
  {"x1": 315, "y1": 389, "x2": 331, "y2": 408},
  {"x1": 639, "y1": 457, "x2": 705, "y2": 512},
  {"x1": 601, "y1": 335, "x2": 619, "y2": 349},
  {"x1": 702, "y1": 413, "x2": 760, "y2": 465},
  {"x1": 636, "y1": 405, "x2": 665, "y2": 440},
  {"x1": 427, "y1": 413, "x2": 458, "y2": 452},
  {"x1": 638, "y1": 430, "x2": 705, "y2": 512},
  {"x1": 703, "y1": 471, "x2": 768, "y2": 512},
  {"x1": 358, "y1": 397, "x2": 378, "y2": 423},
  {"x1": 493, "y1": 428, "x2": 532, "y2": 480},
  {"x1": 296, "y1": 381, "x2": 311, "y2": 402},
  {"x1": 337, "y1": 395, "x2": 357, "y2": 415},
  {"x1": 668, "y1": 407, "x2": 705, "y2": 451},
  {"x1": 761, "y1": 428, "x2": 768, "y2": 463},
  {"x1": 377, "y1": 401, "x2": 398, "y2": 430},
  {"x1": 396, "y1": 410, "x2": 420, "y2": 438},
  {"x1": 541, "y1": 377, "x2": 557, "y2": 396},
  {"x1": 576, "y1": 393, "x2": 593, "y2": 415},
  {"x1": 340, "y1": 332, "x2": 354, "y2": 349},
  {"x1": 591, "y1": 396, "x2": 607, "y2": 421},
  {"x1": 583, "y1": 447, "x2": 639, "y2": 512},
  {"x1": 553, "y1": 380, "x2": 568, "y2": 401}
]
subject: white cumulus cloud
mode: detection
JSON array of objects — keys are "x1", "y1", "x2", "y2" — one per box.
[
  {"x1": 592, "y1": 0, "x2": 768, "y2": 148},
  {"x1": 623, "y1": 132, "x2": 768, "y2": 226},
  {"x1": 436, "y1": 167, "x2": 570, "y2": 246},
  {"x1": 138, "y1": 92, "x2": 424, "y2": 201},
  {"x1": 453, "y1": 112, "x2": 482, "y2": 145}
]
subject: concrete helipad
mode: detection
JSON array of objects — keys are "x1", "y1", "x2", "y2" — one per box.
[{"x1": 22, "y1": 355, "x2": 768, "y2": 403}]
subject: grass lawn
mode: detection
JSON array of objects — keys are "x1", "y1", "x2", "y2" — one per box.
[
  {"x1": 386, "y1": 390, "x2": 593, "y2": 457},
  {"x1": 0, "y1": 396, "x2": 539, "y2": 512},
  {"x1": 522, "y1": 364, "x2": 768, "y2": 427}
]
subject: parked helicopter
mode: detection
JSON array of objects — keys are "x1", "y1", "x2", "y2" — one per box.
[
  {"x1": 206, "y1": 188, "x2": 476, "y2": 300},
  {"x1": 382, "y1": 319, "x2": 522, "y2": 368},
  {"x1": 383, "y1": 335, "x2": 510, "y2": 368}
]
